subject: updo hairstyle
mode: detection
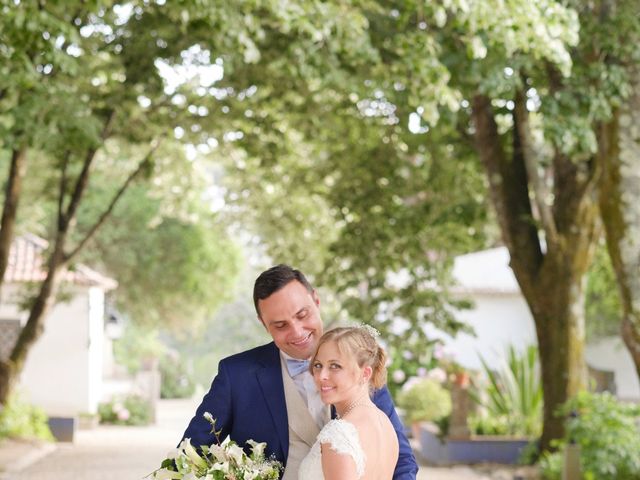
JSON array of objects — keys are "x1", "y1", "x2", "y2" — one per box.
[{"x1": 313, "y1": 326, "x2": 388, "y2": 389}]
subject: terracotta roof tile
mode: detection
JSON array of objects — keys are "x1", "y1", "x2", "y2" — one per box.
[{"x1": 4, "y1": 234, "x2": 117, "y2": 290}]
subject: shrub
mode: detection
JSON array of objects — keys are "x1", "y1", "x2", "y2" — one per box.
[
  {"x1": 468, "y1": 413, "x2": 512, "y2": 436},
  {"x1": 160, "y1": 354, "x2": 195, "y2": 399},
  {"x1": 0, "y1": 392, "x2": 53, "y2": 441},
  {"x1": 396, "y1": 377, "x2": 452, "y2": 425},
  {"x1": 98, "y1": 394, "x2": 152, "y2": 426},
  {"x1": 539, "y1": 391, "x2": 640, "y2": 480}
]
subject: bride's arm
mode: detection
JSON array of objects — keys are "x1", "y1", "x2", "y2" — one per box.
[{"x1": 320, "y1": 443, "x2": 360, "y2": 480}]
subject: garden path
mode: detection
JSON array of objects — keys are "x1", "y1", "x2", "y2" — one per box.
[{"x1": 1, "y1": 398, "x2": 532, "y2": 480}]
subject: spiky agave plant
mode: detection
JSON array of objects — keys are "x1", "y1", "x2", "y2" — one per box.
[{"x1": 470, "y1": 345, "x2": 543, "y2": 436}]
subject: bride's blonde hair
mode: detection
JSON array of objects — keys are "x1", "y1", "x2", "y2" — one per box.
[{"x1": 312, "y1": 325, "x2": 388, "y2": 389}]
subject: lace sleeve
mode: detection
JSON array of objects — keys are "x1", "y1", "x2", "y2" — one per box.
[{"x1": 316, "y1": 419, "x2": 366, "y2": 478}]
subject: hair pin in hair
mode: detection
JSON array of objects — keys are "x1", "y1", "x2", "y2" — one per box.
[{"x1": 358, "y1": 323, "x2": 380, "y2": 338}]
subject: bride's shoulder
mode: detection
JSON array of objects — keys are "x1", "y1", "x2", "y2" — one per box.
[
  {"x1": 318, "y1": 419, "x2": 359, "y2": 442},
  {"x1": 317, "y1": 419, "x2": 366, "y2": 477},
  {"x1": 317, "y1": 419, "x2": 366, "y2": 455}
]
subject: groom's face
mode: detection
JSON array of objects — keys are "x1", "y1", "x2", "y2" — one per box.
[{"x1": 258, "y1": 280, "x2": 323, "y2": 360}]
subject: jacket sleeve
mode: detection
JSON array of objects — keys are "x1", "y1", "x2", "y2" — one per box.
[
  {"x1": 179, "y1": 360, "x2": 233, "y2": 449},
  {"x1": 373, "y1": 386, "x2": 419, "y2": 480}
]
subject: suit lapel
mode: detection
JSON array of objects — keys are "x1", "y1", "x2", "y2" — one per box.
[{"x1": 256, "y1": 344, "x2": 289, "y2": 459}]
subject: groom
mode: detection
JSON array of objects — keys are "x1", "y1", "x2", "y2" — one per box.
[{"x1": 180, "y1": 264, "x2": 418, "y2": 479}]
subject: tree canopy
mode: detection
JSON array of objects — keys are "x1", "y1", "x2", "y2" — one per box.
[{"x1": 186, "y1": 0, "x2": 639, "y2": 450}]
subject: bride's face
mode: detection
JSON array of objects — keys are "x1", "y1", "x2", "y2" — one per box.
[{"x1": 311, "y1": 341, "x2": 368, "y2": 407}]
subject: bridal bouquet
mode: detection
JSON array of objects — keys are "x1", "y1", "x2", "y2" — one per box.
[{"x1": 151, "y1": 413, "x2": 281, "y2": 480}]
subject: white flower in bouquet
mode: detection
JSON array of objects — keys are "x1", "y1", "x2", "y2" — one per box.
[
  {"x1": 246, "y1": 439, "x2": 266, "y2": 460},
  {"x1": 149, "y1": 413, "x2": 281, "y2": 480}
]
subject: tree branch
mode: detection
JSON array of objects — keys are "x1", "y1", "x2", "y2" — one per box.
[
  {"x1": 472, "y1": 94, "x2": 543, "y2": 287},
  {"x1": 61, "y1": 110, "x2": 115, "y2": 231},
  {"x1": 57, "y1": 150, "x2": 71, "y2": 230},
  {"x1": 64, "y1": 140, "x2": 161, "y2": 262},
  {"x1": 513, "y1": 88, "x2": 558, "y2": 245}
]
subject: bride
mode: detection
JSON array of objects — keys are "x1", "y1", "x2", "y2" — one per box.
[{"x1": 298, "y1": 326, "x2": 400, "y2": 480}]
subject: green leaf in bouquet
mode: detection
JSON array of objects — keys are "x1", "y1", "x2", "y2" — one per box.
[{"x1": 160, "y1": 458, "x2": 177, "y2": 470}]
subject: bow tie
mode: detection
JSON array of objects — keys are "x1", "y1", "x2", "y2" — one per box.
[{"x1": 286, "y1": 358, "x2": 310, "y2": 377}]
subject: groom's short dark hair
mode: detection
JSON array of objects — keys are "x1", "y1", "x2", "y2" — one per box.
[{"x1": 253, "y1": 264, "x2": 314, "y2": 318}]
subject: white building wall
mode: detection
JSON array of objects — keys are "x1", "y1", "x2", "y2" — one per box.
[
  {"x1": 438, "y1": 292, "x2": 640, "y2": 400},
  {"x1": 0, "y1": 284, "x2": 29, "y2": 322},
  {"x1": 446, "y1": 247, "x2": 640, "y2": 401},
  {"x1": 427, "y1": 293, "x2": 538, "y2": 371},
  {"x1": 585, "y1": 336, "x2": 640, "y2": 401},
  {"x1": 87, "y1": 287, "x2": 105, "y2": 414},
  {"x1": 18, "y1": 289, "x2": 93, "y2": 416}
]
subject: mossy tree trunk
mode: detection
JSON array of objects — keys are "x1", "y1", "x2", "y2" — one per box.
[
  {"x1": 599, "y1": 66, "x2": 640, "y2": 377},
  {"x1": 472, "y1": 93, "x2": 600, "y2": 452}
]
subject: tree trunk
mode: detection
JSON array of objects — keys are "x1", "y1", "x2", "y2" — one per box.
[
  {"x1": 533, "y1": 252, "x2": 589, "y2": 447},
  {"x1": 0, "y1": 235, "x2": 67, "y2": 405},
  {"x1": 472, "y1": 94, "x2": 597, "y2": 452},
  {"x1": 598, "y1": 66, "x2": 640, "y2": 377},
  {"x1": 0, "y1": 148, "x2": 28, "y2": 295}
]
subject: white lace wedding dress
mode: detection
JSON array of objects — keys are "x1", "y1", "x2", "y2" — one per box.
[{"x1": 298, "y1": 419, "x2": 366, "y2": 480}]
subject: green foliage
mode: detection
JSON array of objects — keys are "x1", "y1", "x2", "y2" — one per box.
[
  {"x1": 386, "y1": 342, "x2": 440, "y2": 399},
  {"x1": 174, "y1": 285, "x2": 273, "y2": 389},
  {"x1": 74, "y1": 176, "x2": 241, "y2": 334},
  {"x1": 159, "y1": 352, "x2": 196, "y2": 399},
  {"x1": 0, "y1": 1, "x2": 246, "y2": 409},
  {"x1": 0, "y1": 392, "x2": 53, "y2": 441},
  {"x1": 221, "y1": 72, "x2": 489, "y2": 362},
  {"x1": 539, "y1": 392, "x2": 640, "y2": 480},
  {"x1": 98, "y1": 395, "x2": 152, "y2": 426},
  {"x1": 467, "y1": 414, "x2": 512, "y2": 436},
  {"x1": 396, "y1": 378, "x2": 452, "y2": 425},
  {"x1": 113, "y1": 322, "x2": 167, "y2": 375},
  {"x1": 471, "y1": 346, "x2": 542, "y2": 437}
]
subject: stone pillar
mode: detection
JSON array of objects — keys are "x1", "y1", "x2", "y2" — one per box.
[
  {"x1": 448, "y1": 381, "x2": 472, "y2": 438},
  {"x1": 136, "y1": 357, "x2": 161, "y2": 424}
]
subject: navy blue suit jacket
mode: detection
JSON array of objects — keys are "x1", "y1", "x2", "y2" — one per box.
[{"x1": 181, "y1": 342, "x2": 418, "y2": 479}]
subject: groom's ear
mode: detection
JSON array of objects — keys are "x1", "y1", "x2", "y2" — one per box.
[{"x1": 312, "y1": 289, "x2": 320, "y2": 307}]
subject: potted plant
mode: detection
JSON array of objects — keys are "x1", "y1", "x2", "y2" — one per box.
[{"x1": 417, "y1": 345, "x2": 542, "y2": 465}]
